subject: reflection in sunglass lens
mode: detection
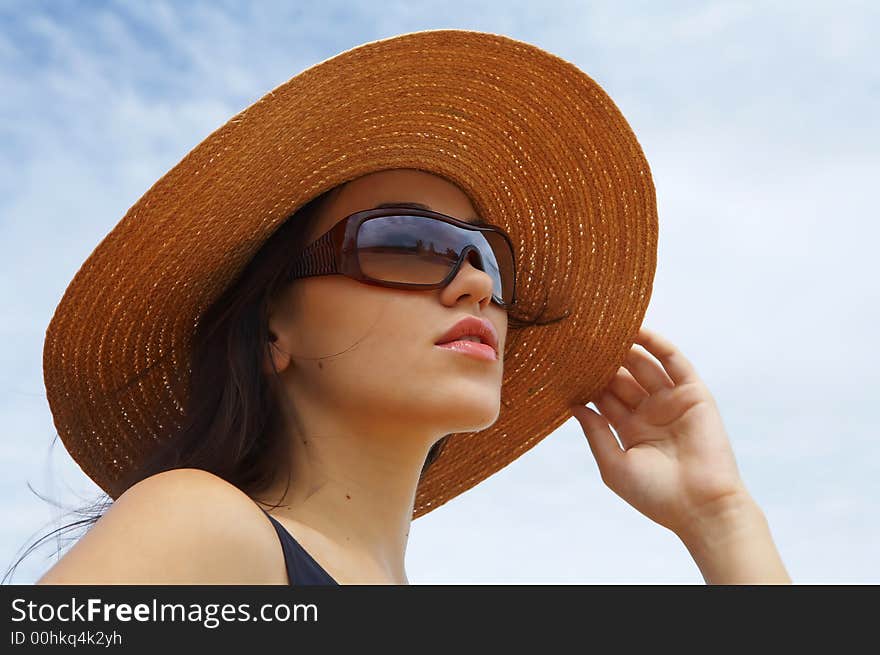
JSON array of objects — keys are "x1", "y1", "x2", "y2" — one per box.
[{"x1": 356, "y1": 214, "x2": 514, "y2": 304}]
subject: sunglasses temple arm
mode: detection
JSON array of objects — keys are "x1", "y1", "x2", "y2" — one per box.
[{"x1": 287, "y1": 231, "x2": 339, "y2": 281}]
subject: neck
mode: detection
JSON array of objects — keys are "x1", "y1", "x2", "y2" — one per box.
[{"x1": 255, "y1": 416, "x2": 436, "y2": 584}]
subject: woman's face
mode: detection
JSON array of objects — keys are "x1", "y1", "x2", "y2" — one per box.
[{"x1": 266, "y1": 168, "x2": 508, "y2": 452}]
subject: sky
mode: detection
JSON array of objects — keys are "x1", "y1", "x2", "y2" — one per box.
[{"x1": 1, "y1": 0, "x2": 878, "y2": 584}]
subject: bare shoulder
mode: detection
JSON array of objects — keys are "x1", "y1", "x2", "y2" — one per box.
[{"x1": 36, "y1": 468, "x2": 287, "y2": 584}]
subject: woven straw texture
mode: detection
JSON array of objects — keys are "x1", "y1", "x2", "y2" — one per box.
[{"x1": 42, "y1": 29, "x2": 658, "y2": 519}]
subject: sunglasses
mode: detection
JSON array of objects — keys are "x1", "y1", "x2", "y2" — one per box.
[{"x1": 287, "y1": 207, "x2": 518, "y2": 309}]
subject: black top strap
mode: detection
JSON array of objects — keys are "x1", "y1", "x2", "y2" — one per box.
[{"x1": 260, "y1": 508, "x2": 339, "y2": 586}]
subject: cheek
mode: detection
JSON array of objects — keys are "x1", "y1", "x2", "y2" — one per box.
[
  {"x1": 288, "y1": 281, "x2": 427, "y2": 374},
  {"x1": 286, "y1": 282, "x2": 503, "y2": 412},
  {"x1": 287, "y1": 279, "x2": 370, "y2": 352}
]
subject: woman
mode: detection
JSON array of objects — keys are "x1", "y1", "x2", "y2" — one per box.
[{"x1": 17, "y1": 30, "x2": 789, "y2": 585}]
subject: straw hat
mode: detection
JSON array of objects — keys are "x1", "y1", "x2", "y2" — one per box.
[{"x1": 43, "y1": 29, "x2": 658, "y2": 519}]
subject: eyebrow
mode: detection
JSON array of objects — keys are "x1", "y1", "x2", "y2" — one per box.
[{"x1": 372, "y1": 202, "x2": 488, "y2": 225}]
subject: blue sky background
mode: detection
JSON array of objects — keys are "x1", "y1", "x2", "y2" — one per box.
[{"x1": 1, "y1": 0, "x2": 878, "y2": 584}]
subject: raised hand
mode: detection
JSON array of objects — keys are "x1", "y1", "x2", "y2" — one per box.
[
  {"x1": 569, "y1": 326, "x2": 791, "y2": 583},
  {"x1": 570, "y1": 325, "x2": 749, "y2": 537}
]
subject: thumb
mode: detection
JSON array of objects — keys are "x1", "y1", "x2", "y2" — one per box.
[{"x1": 570, "y1": 404, "x2": 624, "y2": 481}]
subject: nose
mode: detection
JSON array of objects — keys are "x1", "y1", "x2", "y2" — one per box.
[{"x1": 439, "y1": 247, "x2": 495, "y2": 309}]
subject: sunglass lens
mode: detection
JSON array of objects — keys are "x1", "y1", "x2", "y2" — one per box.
[{"x1": 355, "y1": 215, "x2": 514, "y2": 304}]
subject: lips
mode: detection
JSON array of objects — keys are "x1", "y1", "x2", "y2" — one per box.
[{"x1": 434, "y1": 315, "x2": 499, "y2": 355}]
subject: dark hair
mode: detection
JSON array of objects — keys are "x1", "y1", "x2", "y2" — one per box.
[{"x1": 3, "y1": 182, "x2": 570, "y2": 583}]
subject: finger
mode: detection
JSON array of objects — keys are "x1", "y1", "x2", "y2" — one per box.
[
  {"x1": 592, "y1": 390, "x2": 638, "y2": 449},
  {"x1": 606, "y1": 365, "x2": 650, "y2": 410},
  {"x1": 623, "y1": 344, "x2": 675, "y2": 395},
  {"x1": 570, "y1": 404, "x2": 624, "y2": 479},
  {"x1": 591, "y1": 387, "x2": 632, "y2": 431},
  {"x1": 634, "y1": 325, "x2": 700, "y2": 386}
]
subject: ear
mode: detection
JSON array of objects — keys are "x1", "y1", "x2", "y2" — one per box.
[{"x1": 263, "y1": 331, "x2": 292, "y2": 375}]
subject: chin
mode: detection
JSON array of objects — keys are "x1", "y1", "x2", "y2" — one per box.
[{"x1": 440, "y1": 398, "x2": 501, "y2": 434}]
